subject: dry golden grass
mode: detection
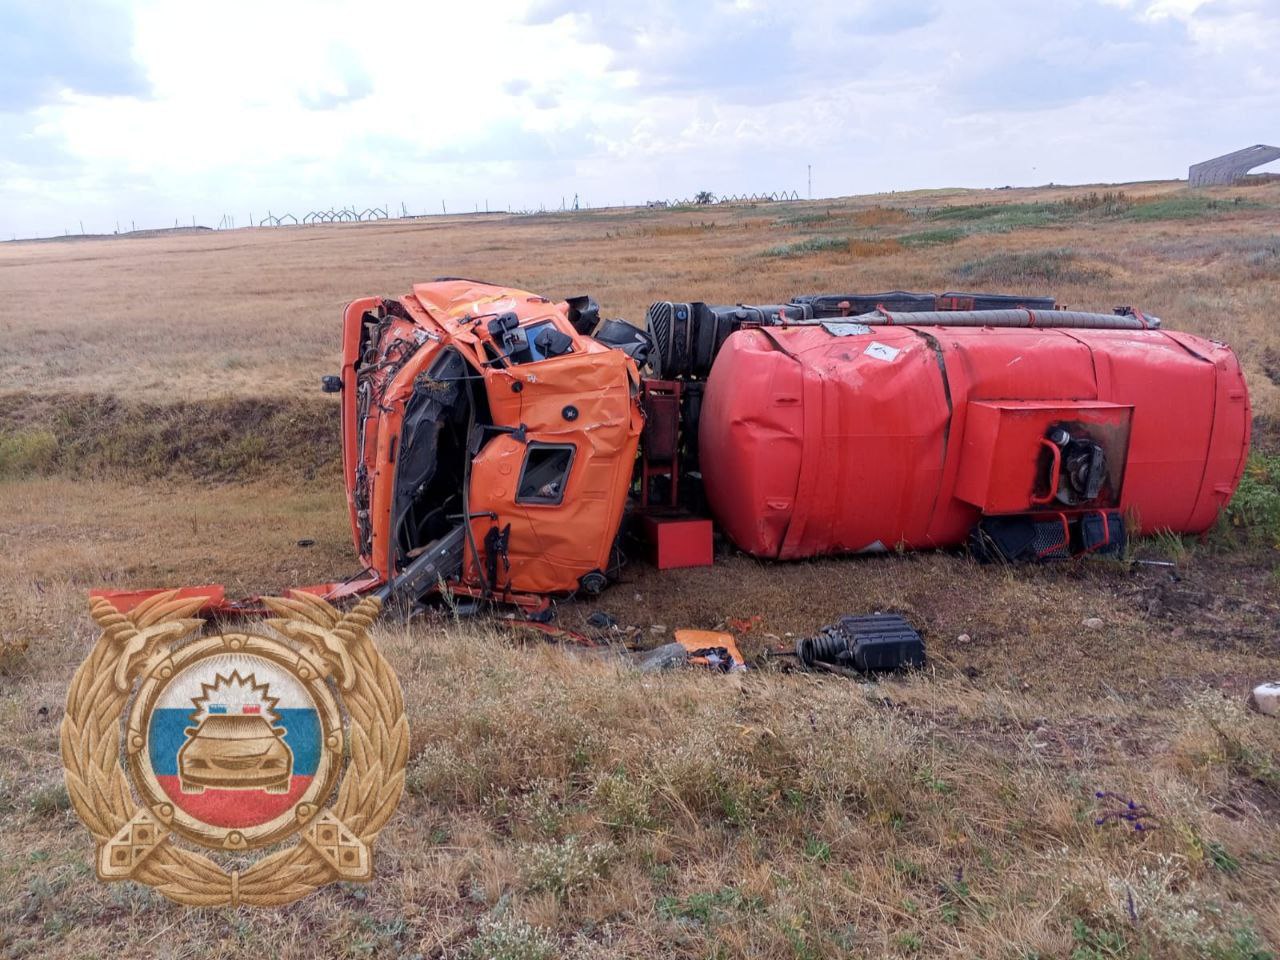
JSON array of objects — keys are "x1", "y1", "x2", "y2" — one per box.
[
  {"x1": 1, "y1": 177, "x2": 1276, "y2": 413},
  {"x1": 1, "y1": 179, "x2": 1279, "y2": 959}
]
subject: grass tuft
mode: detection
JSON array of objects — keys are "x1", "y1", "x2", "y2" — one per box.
[
  {"x1": 27, "y1": 783, "x2": 71, "y2": 818},
  {"x1": 762, "y1": 236, "x2": 900, "y2": 258},
  {"x1": 1222, "y1": 453, "x2": 1280, "y2": 546},
  {"x1": 915, "y1": 190, "x2": 1265, "y2": 238},
  {"x1": 900, "y1": 227, "x2": 966, "y2": 247},
  {"x1": 952, "y1": 248, "x2": 1103, "y2": 286},
  {"x1": 0, "y1": 430, "x2": 58, "y2": 478},
  {"x1": 466, "y1": 915, "x2": 557, "y2": 960},
  {"x1": 1125, "y1": 194, "x2": 1259, "y2": 222},
  {"x1": 1245, "y1": 238, "x2": 1280, "y2": 278},
  {"x1": 929, "y1": 201, "x2": 1065, "y2": 228},
  {"x1": 762, "y1": 236, "x2": 849, "y2": 257},
  {"x1": 518, "y1": 836, "x2": 615, "y2": 898}
]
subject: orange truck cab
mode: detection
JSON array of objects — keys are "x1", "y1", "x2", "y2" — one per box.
[{"x1": 337, "y1": 279, "x2": 645, "y2": 610}]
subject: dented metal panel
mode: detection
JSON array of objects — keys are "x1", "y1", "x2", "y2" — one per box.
[{"x1": 339, "y1": 280, "x2": 642, "y2": 601}]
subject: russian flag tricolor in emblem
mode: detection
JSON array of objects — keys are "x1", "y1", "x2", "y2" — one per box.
[{"x1": 146, "y1": 653, "x2": 323, "y2": 828}]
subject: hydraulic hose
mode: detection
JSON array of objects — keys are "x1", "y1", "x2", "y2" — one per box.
[{"x1": 850, "y1": 308, "x2": 1158, "y2": 330}]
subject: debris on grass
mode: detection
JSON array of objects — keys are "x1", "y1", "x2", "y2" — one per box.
[
  {"x1": 795, "y1": 613, "x2": 925, "y2": 673},
  {"x1": 636, "y1": 642, "x2": 689, "y2": 672},
  {"x1": 634, "y1": 630, "x2": 747, "y2": 672},
  {"x1": 1093, "y1": 791, "x2": 1159, "y2": 832}
]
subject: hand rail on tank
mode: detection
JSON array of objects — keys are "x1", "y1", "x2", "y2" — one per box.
[{"x1": 845, "y1": 308, "x2": 1158, "y2": 330}]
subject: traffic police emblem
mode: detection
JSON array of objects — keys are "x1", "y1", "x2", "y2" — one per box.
[{"x1": 61, "y1": 591, "x2": 407, "y2": 906}]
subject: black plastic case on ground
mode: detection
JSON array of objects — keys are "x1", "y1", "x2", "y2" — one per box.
[{"x1": 796, "y1": 613, "x2": 926, "y2": 672}]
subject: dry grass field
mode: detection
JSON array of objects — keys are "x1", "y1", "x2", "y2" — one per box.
[{"x1": 1, "y1": 179, "x2": 1279, "y2": 959}]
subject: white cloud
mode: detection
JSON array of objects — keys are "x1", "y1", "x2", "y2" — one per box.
[{"x1": 0, "y1": 0, "x2": 1277, "y2": 237}]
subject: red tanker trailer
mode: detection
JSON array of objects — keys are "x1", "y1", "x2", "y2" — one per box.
[{"x1": 694, "y1": 310, "x2": 1249, "y2": 562}]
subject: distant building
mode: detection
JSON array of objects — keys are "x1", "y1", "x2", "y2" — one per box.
[{"x1": 1189, "y1": 144, "x2": 1280, "y2": 187}]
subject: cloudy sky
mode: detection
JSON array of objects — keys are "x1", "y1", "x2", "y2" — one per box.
[{"x1": 2, "y1": 0, "x2": 1277, "y2": 238}]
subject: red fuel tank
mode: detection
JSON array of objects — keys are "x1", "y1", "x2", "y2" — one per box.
[{"x1": 698, "y1": 322, "x2": 1250, "y2": 559}]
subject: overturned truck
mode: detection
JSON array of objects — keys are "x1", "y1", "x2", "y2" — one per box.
[
  {"x1": 333, "y1": 279, "x2": 1249, "y2": 612},
  {"x1": 93, "y1": 278, "x2": 1250, "y2": 616}
]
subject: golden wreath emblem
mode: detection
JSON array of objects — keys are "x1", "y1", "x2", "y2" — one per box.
[{"x1": 60, "y1": 590, "x2": 407, "y2": 907}]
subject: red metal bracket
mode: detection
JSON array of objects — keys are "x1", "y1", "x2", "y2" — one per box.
[
  {"x1": 639, "y1": 378, "x2": 682, "y2": 508},
  {"x1": 1030, "y1": 438, "x2": 1062, "y2": 505}
]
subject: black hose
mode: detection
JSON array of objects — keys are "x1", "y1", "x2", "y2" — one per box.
[{"x1": 795, "y1": 630, "x2": 851, "y2": 669}]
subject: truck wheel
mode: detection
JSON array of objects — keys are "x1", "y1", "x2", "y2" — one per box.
[{"x1": 578, "y1": 570, "x2": 608, "y2": 596}]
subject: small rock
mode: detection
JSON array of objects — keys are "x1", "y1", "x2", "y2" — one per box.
[
  {"x1": 1082, "y1": 617, "x2": 1104, "y2": 630},
  {"x1": 650, "y1": 624, "x2": 667, "y2": 635},
  {"x1": 957, "y1": 633, "x2": 972, "y2": 644},
  {"x1": 1251, "y1": 682, "x2": 1280, "y2": 717},
  {"x1": 634, "y1": 593, "x2": 643, "y2": 602}
]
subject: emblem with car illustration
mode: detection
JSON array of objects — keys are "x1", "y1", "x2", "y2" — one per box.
[
  {"x1": 134, "y1": 647, "x2": 337, "y2": 844},
  {"x1": 61, "y1": 591, "x2": 408, "y2": 906},
  {"x1": 175, "y1": 671, "x2": 295, "y2": 797}
]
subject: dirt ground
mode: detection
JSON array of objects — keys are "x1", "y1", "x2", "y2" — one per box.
[{"x1": 1, "y1": 181, "x2": 1278, "y2": 959}]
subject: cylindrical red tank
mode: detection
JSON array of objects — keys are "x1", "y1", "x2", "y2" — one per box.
[{"x1": 699, "y1": 322, "x2": 1250, "y2": 559}]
